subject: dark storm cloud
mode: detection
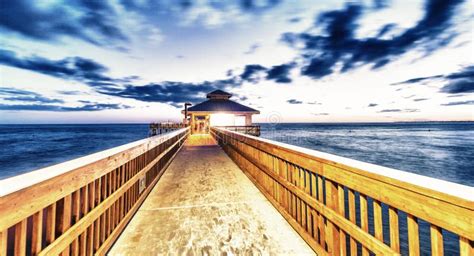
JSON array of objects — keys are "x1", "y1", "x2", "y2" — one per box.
[
  {"x1": 282, "y1": 0, "x2": 464, "y2": 79},
  {"x1": 0, "y1": 103, "x2": 130, "y2": 112},
  {"x1": 441, "y1": 100, "x2": 474, "y2": 106},
  {"x1": 0, "y1": 0, "x2": 127, "y2": 46},
  {"x1": 266, "y1": 63, "x2": 294, "y2": 83},
  {"x1": 101, "y1": 79, "x2": 240, "y2": 105},
  {"x1": 287, "y1": 99, "x2": 303, "y2": 104},
  {"x1": 440, "y1": 79, "x2": 474, "y2": 94},
  {"x1": 0, "y1": 87, "x2": 64, "y2": 104},
  {"x1": 368, "y1": 103, "x2": 378, "y2": 107},
  {"x1": 240, "y1": 64, "x2": 267, "y2": 82},
  {"x1": 393, "y1": 65, "x2": 474, "y2": 94}
]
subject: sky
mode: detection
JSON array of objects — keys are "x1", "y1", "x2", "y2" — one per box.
[{"x1": 0, "y1": 0, "x2": 473, "y2": 124}]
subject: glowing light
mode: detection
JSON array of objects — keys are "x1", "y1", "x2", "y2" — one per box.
[{"x1": 210, "y1": 113, "x2": 235, "y2": 126}]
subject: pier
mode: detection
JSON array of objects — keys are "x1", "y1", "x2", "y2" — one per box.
[{"x1": 0, "y1": 127, "x2": 473, "y2": 255}]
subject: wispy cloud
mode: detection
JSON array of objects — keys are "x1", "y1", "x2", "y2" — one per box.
[
  {"x1": 287, "y1": 99, "x2": 303, "y2": 104},
  {"x1": 441, "y1": 100, "x2": 474, "y2": 106},
  {"x1": 0, "y1": 87, "x2": 64, "y2": 104},
  {"x1": 393, "y1": 65, "x2": 474, "y2": 94},
  {"x1": 0, "y1": 103, "x2": 130, "y2": 112},
  {"x1": 378, "y1": 108, "x2": 419, "y2": 113}
]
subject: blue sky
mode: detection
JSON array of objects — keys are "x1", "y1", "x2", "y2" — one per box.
[{"x1": 0, "y1": 0, "x2": 472, "y2": 123}]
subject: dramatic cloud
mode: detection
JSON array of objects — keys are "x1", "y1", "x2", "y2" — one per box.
[
  {"x1": 101, "y1": 79, "x2": 239, "y2": 107},
  {"x1": 0, "y1": 0, "x2": 127, "y2": 46},
  {"x1": 393, "y1": 65, "x2": 474, "y2": 94},
  {"x1": 287, "y1": 99, "x2": 303, "y2": 104},
  {"x1": 1, "y1": 49, "x2": 297, "y2": 107},
  {"x1": 441, "y1": 100, "x2": 474, "y2": 106},
  {"x1": 282, "y1": 0, "x2": 464, "y2": 79},
  {"x1": 266, "y1": 63, "x2": 294, "y2": 83}
]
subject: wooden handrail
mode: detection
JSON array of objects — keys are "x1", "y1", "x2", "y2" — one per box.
[
  {"x1": 0, "y1": 127, "x2": 189, "y2": 255},
  {"x1": 211, "y1": 127, "x2": 474, "y2": 255}
]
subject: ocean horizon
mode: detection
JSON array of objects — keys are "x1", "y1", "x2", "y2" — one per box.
[{"x1": 1, "y1": 121, "x2": 473, "y2": 186}]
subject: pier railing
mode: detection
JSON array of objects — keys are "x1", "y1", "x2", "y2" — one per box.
[
  {"x1": 215, "y1": 125, "x2": 261, "y2": 137},
  {"x1": 0, "y1": 127, "x2": 189, "y2": 255},
  {"x1": 211, "y1": 127, "x2": 474, "y2": 255}
]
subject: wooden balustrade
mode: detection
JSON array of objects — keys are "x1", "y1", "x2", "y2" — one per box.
[
  {"x1": 215, "y1": 125, "x2": 261, "y2": 137},
  {"x1": 0, "y1": 127, "x2": 189, "y2": 256},
  {"x1": 211, "y1": 127, "x2": 474, "y2": 256}
]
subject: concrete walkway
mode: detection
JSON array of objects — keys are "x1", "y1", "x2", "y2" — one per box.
[{"x1": 109, "y1": 134, "x2": 314, "y2": 255}]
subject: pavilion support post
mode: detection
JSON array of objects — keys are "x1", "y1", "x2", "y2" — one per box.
[{"x1": 245, "y1": 114, "x2": 252, "y2": 126}]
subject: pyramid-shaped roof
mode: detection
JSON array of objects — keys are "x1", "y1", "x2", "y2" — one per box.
[{"x1": 206, "y1": 90, "x2": 232, "y2": 99}]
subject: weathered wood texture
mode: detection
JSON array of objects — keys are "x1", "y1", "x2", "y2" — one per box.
[
  {"x1": 0, "y1": 128, "x2": 189, "y2": 255},
  {"x1": 211, "y1": 127, "x2": 474, "y2": 256}
]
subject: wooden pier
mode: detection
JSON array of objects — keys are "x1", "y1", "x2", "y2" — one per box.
[
  {"x1": 108, "y1": 134, "x2": 312, "y2": 255},
  {"x1": 0, "y1": 127, "x2": 473, "y2": 255}
]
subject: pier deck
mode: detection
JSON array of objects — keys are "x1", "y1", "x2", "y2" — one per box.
[{"x1": 108, "y1": 134, "x2": 314, "y2": 255}]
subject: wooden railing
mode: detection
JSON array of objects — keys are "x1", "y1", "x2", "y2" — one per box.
[
  {"x1": 211, "y1": 127, "x2": 474, "y2": 255},
  {"x1": 215, "y1": 125, "x2": 261, "y2": 137},
  {"x1": 0, "y1": 127, "x2": 189, "y2": 255}
]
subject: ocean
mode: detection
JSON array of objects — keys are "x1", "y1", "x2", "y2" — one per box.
[{"x1": 0, "y1": 122, "x2": 472, "y2": 255}]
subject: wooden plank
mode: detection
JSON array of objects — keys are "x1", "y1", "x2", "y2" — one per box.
[
  {"x1": 459, "y1": 237, "x2": 473, "y2": 256},
  {"x1": 430, "y1": 225, "x2": 443, "y2": 256},
  {"x1": 31, "y1": 210, "x2": 43, "y2": 255},
  {"x1": 45, "y1": 203, "x2": 56, "y2": 245},
  {"x1": 326, "y1": 180, "x2": 340, "y2": 255},
  {"x1": 0, "y1": 230, "x2": 7, "y2": 256},
  {"x1": 71, "y1": 191, "x2": 80, "y2": 256},
  {"x1": 14, "y1": 219, "x2": 27, "y2": 256},
  {"x1": 348, "y1": 189, "x2": 357, "y2": 255},
  {"x1": 317, "y1": 175, "x2": 326, "y2": 249},
  {"x1": 407, "y1": 214, "x2": 420, "y2": 256},
  {"x1": 389, "y1": 206, "x2": 400, "y2": 253},
  {"x1": 360, "y1": 194, "x2": 369, "y2": 256},
  {"x1": 337, "y1": 185, "x2": 347, "y2": 256},
  {"x1": 61, "y1": 195, "x2": 72, "y2": 235},
  {"x1": 373, "y1": 199, "x2": 383, "y2": 242}
]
